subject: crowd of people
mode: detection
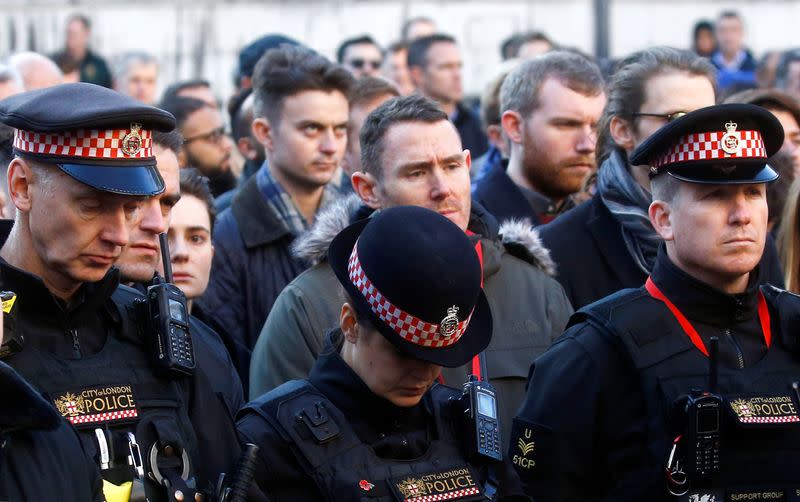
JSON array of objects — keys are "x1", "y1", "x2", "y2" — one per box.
[{"x1": 3, "y1": 7, "x2": 800, "y2": 502}]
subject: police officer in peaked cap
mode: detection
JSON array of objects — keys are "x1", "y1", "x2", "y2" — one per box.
[
  {"x1": 511, "y1": 103, "x2": 800, "y2": 500},
  {"x1": 0, "y1": 83, "x2": 240, "y2": 501},
  {"x1": 237, "y1": 205, "x2": 530, "y2": 501}
]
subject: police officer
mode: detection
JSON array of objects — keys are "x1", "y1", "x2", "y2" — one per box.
[
  {"x1": 511, "y1": 103, "x2": 800, "y2": 500},
  {"x1": 0, "y1": 83, "x2": 239, "y2": 501},
  {"x1": 237, "y1": 205, "x2": 529, "y2": 501}
]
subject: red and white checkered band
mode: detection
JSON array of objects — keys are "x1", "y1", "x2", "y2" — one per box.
[
  {"x1": 13, "y1": 127, "x2": 153, "y2": 160},
  {"x1": 66, "y1": 409, "x2": 138, "y2": 425},
  {"x1": 405, "y1": 487, "x2": 481, "y2": 502},
  {"x1": 652, "y1": 130, "x2": 766, "y2": 169},
  {"x1": 347, "y1": 242, "x2": 474, "y2": 348},
  {"x1": 738, "y1": 415, "x2": 800, "y2": 424}
]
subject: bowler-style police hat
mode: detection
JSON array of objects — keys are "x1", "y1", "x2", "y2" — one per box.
[
  {"x1": 0, "y1": 82, "x2": 176, "y2": 196},
  {"x1": 328, "y1": 206, "x2": 492, "y2": 368},
  {"x1": 630, "y1": 103, "x2": 784, "y2": 184}
]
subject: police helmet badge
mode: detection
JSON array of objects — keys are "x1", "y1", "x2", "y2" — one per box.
[
  {"x1": 720, "y1": 121, "x2": 740, "y2": 155},
  {"x1": 121, "y1": 123, "x2": 144, "y2": 156},
  {"x1": 439, "y1": 305, "x2": 460, "y2": 338}
]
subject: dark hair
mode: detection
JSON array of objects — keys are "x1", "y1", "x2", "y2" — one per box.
[
  {"x1": 359, "y1": 94, "x2": 449, "y2": 178},
  {"x1": 158, "y1": 96, "x2": 211, "y2": 129},
  {"x1": 179, "y1": 168, "x2": 217, "y2": 231},
  {"x1": 766, "y1": 151, "x2": 795, "y2": 230},
  {"x1": 481, "y1": 68, "x2": 513, "y2": 129},
  {"x1": 152, "y1": 129, "x2": 184, "y2": 154},
  {"x1": 251, "y1": 45, "x2": 354, "y2": 124},
  {"x1": 407, "y1": 34, "x2": 457, "y2": 69},
  {"x1": 501, "y1": 50, "x2": 604, "y2": 119},
  {"x1": 718, "y1": 10, "x2": 742, "y2": 22},
  {"x1": 386, "y1": 40, "x2": 407, "y2": 54},
  {"x1": 67, "y1": 14, "x2": 91, "y2": 30},
  {"x1": 693, "y1": 20, "x2": 714, "y2": 37},
  {"x1": 161, "y1": 79, "x2": 212, "y2": 102},
  {"x1": 723, "y1": 88, "x2": 800, "y2": 127},
  {"x1": 401, "y1": 17, "x2": 435, "y2": 41},
  {"x1": 228, "y1": 87, "x2": 254, "y2": 141},
  {"x1": 500, "y1": 34, "x2": 523, "y2": 61},
  {"x1": 336, "y1": 35, "x2": 380, "y2": 63},
  {"x1": 596, "y1": 46, "x2": 716, "y2": 162},
  {"x1": 775, "y1": 49, "x2": 800, "y2": 90},
  {"x1": 349, "y1": 77, "x2": 400, "y2": 109}
]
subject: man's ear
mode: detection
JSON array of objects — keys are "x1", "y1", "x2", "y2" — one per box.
[
  {"x1": 500, "y1": 110, "x2": 524, "y2": 144},
  {"x1": 252, "y1": 117, "x2": 274, "y2": 151},
  {"x1": 7, "y1": 158, "x2": 34, "y2": 213},
  {"x1": 339, "y1": 302, "x2": 360, "y2": 343},
  {"x1": 649, "y1": 199, "x2": 674, "y2": 241},
  {"x1": 351, "y1": 171, "x2": 382, "y2": 209},
  {"x1": 610, "y1": 116, "x2": 636, "y2": 153},
  {"x1": 237, "y1": 137, "x2": 258, "y2": 161}
]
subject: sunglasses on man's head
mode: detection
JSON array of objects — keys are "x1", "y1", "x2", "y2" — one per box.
[
  {"x1": 348, "y1": 58, "x2": 382, "y2": 70},
  {"x1": 632, "y1": 111, "x2": 688, "y2": 122}
]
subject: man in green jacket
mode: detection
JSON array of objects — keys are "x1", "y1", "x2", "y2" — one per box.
[{"x1": 249, "y1": 95, "x2": 573, "y2": 450}]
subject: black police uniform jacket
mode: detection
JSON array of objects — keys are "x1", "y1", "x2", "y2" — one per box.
[
  {"x1": 538, "y1": 192, "x2": 786, "y2": 309},
  {"x1": 0, "y1": 227, "x2": 243, "y2": 500},
  {"x1": 511, "y1": 247, "x2": 800, "y2": 501},
  {"x1": 0, "y1": 360, "x2": 103, "y2": 501},
  {"x1": 237, "y1": 331, "x2": 530, "y2": 502}
]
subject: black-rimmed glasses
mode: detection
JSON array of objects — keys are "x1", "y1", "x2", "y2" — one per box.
[{"x1": 183, "y1": 126, "x2": 228, "y2": 144}]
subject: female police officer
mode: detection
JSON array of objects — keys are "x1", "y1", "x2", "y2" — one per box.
[{"x1": 237, "y1": 205, "x2": 529, "y2": 501}]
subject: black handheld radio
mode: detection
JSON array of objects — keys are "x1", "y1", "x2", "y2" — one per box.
[
  {"x1": 683, "y1": 336, "x2": 722, "y2": 479},
  {"x1": 462, "y1": 375, "x2": 502, "y2": 461},
  {"x1": 139, "y1": 233, "x2": 195, "y2": 376}
]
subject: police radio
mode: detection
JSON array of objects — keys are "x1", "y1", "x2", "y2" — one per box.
[
  {"x1": 683, "y1": 336, "x2": 722, "y2": 479},
  {"x1": 462, "y1": 374, "x2": 502, "y2": 461},
  {"x1": 666, "y1": 337, "x2": 722, "y2": 496},
  {"x1": 139, "y1": 233, "x2": 195, "y2": 376}
]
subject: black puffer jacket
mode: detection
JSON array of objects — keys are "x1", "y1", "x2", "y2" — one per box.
[{"x1": 0, "y1": 361, "x2": 103, "y2": 501}]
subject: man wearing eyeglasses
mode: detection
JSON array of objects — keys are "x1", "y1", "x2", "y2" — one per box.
[
  {"x1": 537, "y1": 47, "x2": 785, "y2": 310},
  {"x1": 473, "y1": 51, "x2": 606, "y2": 226},
  {"x1": 336, "y1": 35, "x2": 383, "y2": 79},
  {"x1": 159, "y1": 95, "x2": 235, "y2": 197}
]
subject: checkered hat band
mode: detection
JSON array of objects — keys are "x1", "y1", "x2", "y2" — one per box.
[
  {"x1": 66, "y1": 409, "x2": 138, "y2": 425},
  {"x1": 738, "y1": 415, "x2": 800, "y2": 424},
  {"x1": 14, "y1": 128, "x2": 153, "y2": 160},
  {"x1": 652, "y1": 130, "x2": 766, "y2": 169},
  {"x1": 406, "y1": 487, "x2": 481, "y2": 502},
  {"x1": 347, "y1": 242, "x2": 473, "y2": 348}
]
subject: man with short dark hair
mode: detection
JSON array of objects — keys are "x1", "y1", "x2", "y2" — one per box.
[
  {"x1": 197, "y1": 46, "x2": 354, "y2": 386},
  {"x1": 51, "y1": 14, "x2": 111, "y2": 88},
  {"x1": 408, "y1": 34, "x2": 488, "y2": 158},
  {"x1": 512, "y1": 103, "x2": 800, "y2": 500},
  {"x1": 159, "y1": 95, "x2": 236, "y2": 196},
  {"x1": 113, "y1": 51, "x2": 159, "y2": 105},
  {"x1": 337, "y1": 35, "x2": 383, "y2": 79},
  {"x1": 341, "y1": 76, "x2": 399, "y2": 179},
  {"x1": 711, "y1": 10, "x2": 757, "y2": 92},
  {"x1": 382, "y1": 41, "x2": 415, "y2": 95},
  {"x1": 161, "y1": 79, "x2": 217, "y2": 108},
  {"x1": 474, "y1": 51, "x2": 606, "y2": 225},
  {"x1": 249, "y1": 95, "x2": 573, "y2": 449}
]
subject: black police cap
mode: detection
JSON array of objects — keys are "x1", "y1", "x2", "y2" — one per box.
[
  {"x1": 328, "y1": 206, "x2": 492, "y2": 368},
  {"x1": 629, "y1": 103, "x2": 784, "y2": 184},
  {"x1": 0, "y1": 83, "x2": 176, "y2": 196}
]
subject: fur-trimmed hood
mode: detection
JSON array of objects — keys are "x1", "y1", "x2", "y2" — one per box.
[{"x1": 291, "y1": 194, "x2": 556, "y2": 275}]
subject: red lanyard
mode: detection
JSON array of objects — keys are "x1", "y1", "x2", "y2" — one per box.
[
  {"x1": 438, "y1": 236, "x2": 485, "y2": 382},
  {"x1": 645, "y1": 277, "x2": 771, "y2": 357}
]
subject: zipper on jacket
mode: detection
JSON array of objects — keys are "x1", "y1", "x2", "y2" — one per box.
[
  {"x1": 70, "y1": 328, "x2": 82, "y2": 359},
  {"x1": 724, "y1": 327, "x2": 745, "y2": 369}
]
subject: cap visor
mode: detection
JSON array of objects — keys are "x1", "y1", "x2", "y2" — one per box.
[
  {"x1": 329, "y1": 215, "x2": 493, "y2": 368},
  {"x1": 667, "y1": 162, "x2": 778, "y2": 184},
  {"x1": 58, "y1": 162, "x2": 165, "y2": 196}
]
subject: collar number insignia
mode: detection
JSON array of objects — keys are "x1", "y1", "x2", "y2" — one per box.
[
  {"x1": 121, "y1": 123, "x2": 143, "y2": 156},
  {"x1": 720, "y1": 121, "x2": 740, "y2": 155},
  {"x1": 359, "y1": 480, "x2": 375, "y2": 491},
  {"x1": 439, "y1": 305, "x2": 460, "y2": 338}
]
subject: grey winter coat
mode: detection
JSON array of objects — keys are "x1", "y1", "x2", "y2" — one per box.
[{"x1": 248, "y1": 196, "x2": 574, "y2": 450}]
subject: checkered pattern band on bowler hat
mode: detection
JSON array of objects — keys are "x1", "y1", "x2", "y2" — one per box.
[
  {"x1": 14, "y1": 126, "x2": 153, "y2": 160},
  {"x1": 652, "y1": 128, "x2": 766, "y2": 170},
  {"x1": 347, "y1": 239, "x2": 474, "y2": 348}
]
